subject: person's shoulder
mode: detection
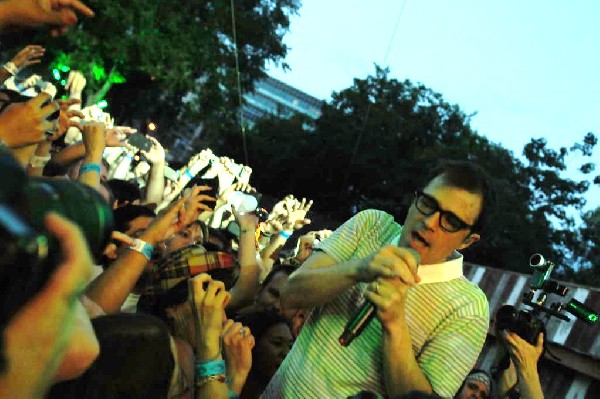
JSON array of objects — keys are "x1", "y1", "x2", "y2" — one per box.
[
  {"x1": 453, "y1": 277, "x2": 489, "y2": 315},
  {"x1": 352, "y1": 208, "x2": 396, "y2": 225}
]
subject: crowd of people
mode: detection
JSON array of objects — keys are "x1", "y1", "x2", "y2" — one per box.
[{"x1": 0, "y1": 2, "x2": 548, "y2": 399}]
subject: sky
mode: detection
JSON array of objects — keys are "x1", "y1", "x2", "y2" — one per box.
[{"x1": 265, "y1": 0, "x2": 600, "y2": 214}]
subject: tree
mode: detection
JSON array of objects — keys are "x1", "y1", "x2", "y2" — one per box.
[
  {"x1": 1, "y1": 0, "x2": 300, "y2": 138},
  {"x1": 229, "y1": 67, "x2": 598, "y2": 281}
]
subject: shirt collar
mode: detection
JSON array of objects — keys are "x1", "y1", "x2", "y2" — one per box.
[{"x1": 391, "y1": 233, "x2": 464, "y2": 284}]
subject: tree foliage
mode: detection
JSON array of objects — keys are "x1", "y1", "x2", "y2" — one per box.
[
  {"x1": 1, "y1": 0, "x2": 300, "y2": 138},
  {"x1": 222, "y1": 67, "x2": 598, "y2": 281}
]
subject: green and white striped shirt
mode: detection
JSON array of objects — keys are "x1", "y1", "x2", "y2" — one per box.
[{"x1": 262, "y1": 209, "x2": 489, "y2": 399}]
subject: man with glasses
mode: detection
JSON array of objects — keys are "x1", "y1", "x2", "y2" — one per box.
[{"x1": 262, "y1": 160, "x2": 495, "y2": 399}]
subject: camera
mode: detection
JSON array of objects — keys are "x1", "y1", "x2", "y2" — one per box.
[
  {"x1": 0, "y1": 149, "x2": 114, "y2": 326},
  {"x1": 494, "y1": 253, "x2": 598, "y2": 370}
]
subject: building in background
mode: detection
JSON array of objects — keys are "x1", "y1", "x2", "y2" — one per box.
[
  {"x1": 168, "y1": 75, "x2": 322, "y2": 161},
  {"x1": 242, "y1": 76, "x2": 322, "y2": 125}
]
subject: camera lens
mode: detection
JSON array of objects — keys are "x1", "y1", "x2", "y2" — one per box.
[{"x1": 23, "y1": 178, "x2": 114, "y2": 262}]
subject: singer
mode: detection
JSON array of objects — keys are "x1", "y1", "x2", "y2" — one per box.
[{"x1": 261, "y1": 160, "x2": 495, "y2": 399}]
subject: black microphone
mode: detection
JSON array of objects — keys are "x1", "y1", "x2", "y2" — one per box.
[{"x1": 339, "y1": 300, "x2": 376, "y2": 346}]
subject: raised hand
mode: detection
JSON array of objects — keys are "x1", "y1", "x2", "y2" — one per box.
[
  {"x1": 0, "y1": 0, "x2": 95, "y2": 36},
  {"x1": 65, "y1": 70, "x2": 86, "y2": 96},
  {"x1": 10, "y1": 44, "x2": 45, "y2": 70},
  {"x1": 188, "y1": 274, "x2": 231, "y2": 359},
  {"x1": 141, "y1": 136, "x2": 166, "y2": 165},
  {"x1": 0, "y1": 92, "x2": 59, "y2": 148}
]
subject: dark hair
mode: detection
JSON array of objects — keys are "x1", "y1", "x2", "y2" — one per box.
[
  {"x1": 260, "y1": 264, "x2": 296, "y2": 292},
  {"x1": 47, "y1": 313, "x2": 175, "y2": 399},
  {"x1": 425, "y1": 159, "x2": 495, "y2": 234},
  {"x1": 107, "y1": 179, "x2": 142, "y2": 207},
  {"x1": 112, "y1": 204, "x2": 156, "y2": 233},
  {"x1": 234, "y1": 310, "x2": 290, "y2": 351}
]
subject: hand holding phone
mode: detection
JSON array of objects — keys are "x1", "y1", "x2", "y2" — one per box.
[{"x1": 127, "y1": 132, "x2": 153, "y2": 152}]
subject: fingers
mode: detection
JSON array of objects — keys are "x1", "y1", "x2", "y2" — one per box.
[
  {"x1": 110, "y1": 231, "x2": 135, "y2": 246},
  {"x1": 29, "y1": 92, "x2": 54, "y2": 108}
]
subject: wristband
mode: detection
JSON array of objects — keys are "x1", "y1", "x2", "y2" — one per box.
[
  {"x1": 3, "y1": 62, "x2": 19, "y2": 76},
  {"x1": 195, "y1": 359, "x2": 226, "y2": 378},
  {"x1": 124, "y1": 153, "x2": 134, "y2": 161},
  {"x1": 184, "y1": 169, "x2": 194, "y2": 179},
  {"x1": 228, "y1": 389, "x2": 240, "y2": 399},
  {"x1": 29, "y1": 154, "x2": 51, "y2": 168},
  {"x1": 79, "y1": 163, "x2": 101, "y2": 175},
  {"x1": 279, "y1": 230, "x2": 293, "y2": 239},
  {"x1": 129, "y1": 238, "x2": 154, "y2": 260}
]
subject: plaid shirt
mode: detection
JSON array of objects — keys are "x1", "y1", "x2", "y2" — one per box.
[{"x1": 143, "y1": 244, "x2": 235, "y2": 295}]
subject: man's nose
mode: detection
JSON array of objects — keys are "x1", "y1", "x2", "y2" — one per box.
[{"x1": 422, "y1": 211, "x2": 439, "y2": 231}]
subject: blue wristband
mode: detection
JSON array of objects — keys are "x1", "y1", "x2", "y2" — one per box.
[
  {"x1": 195, "y1": 359, "x2": 226, "y2": 378},
  {"x1": 79, "y1": 163, "x2": 101, "y2": 175},
  {"x1": 129, "y1": 239, "x2": 154, "y2": 260},
  {"x1": 184, "y1": 169, "x2": 194, "y2": 179},
  {"x1": 228, "y1": 389, "x2": 240, "y2": 399},
  {"x1": 279, "y1": 230, "x2": 293, "y2": 239}
]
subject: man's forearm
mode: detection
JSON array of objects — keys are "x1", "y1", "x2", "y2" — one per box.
[
  {"x1": 382, "y1": 322, "x2": 433, "y2": 397},
  {"x1": 281, "y1": 253, "x2": 364, "y2": 309}
]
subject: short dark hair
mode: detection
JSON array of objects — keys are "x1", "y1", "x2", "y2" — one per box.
[
  {"x1": 113, "y1": 204, "x2": 156, "y2": 233},
  {"x1": 47, "y1": 313, "x2": 174, "y2": 399},
  {"x1": 107, "y1": 178, "x2": 142, "y2": 207},
  {"x1": 425, "y1": 159, "x2": 495, "y2": 234}
]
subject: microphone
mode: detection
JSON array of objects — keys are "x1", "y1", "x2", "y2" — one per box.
[
  {"x1": 339, "y1": 248, "x2": 420, "y2": 347},
  {"x1": 338, "y1": 300, "x2": 376, "y2": 346}
]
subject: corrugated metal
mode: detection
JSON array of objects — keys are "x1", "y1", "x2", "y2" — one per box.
[{"x1": 464, "y1": 263, "x2": 600, "y2": 360}]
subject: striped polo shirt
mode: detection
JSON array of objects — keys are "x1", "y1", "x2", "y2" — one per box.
[{"x1": 262, "y1": 209, "x2": 489, "y2": 399}]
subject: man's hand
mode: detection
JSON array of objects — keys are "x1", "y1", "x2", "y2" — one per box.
[
  {"x1": 10, "y1": 44, "x2": 45, "y2": 69},
  {"x1": 105, "y1": 126, "x2": 135, "y2": 147},
  {"x1": 48, "y1": 98, "x2": 84, "y2": 140},
  {"x1": 0, "y1": 92, "x2": 59, "y2": 148},
  {"x1": 0, "y1": 0, "x2": 95, "y2": 36},
  {"x1": 502, "y1": 331, "x2": 544, "y2": 373},
  {"x1": 358, "y1": 245, "x2": 420, "y2": 283}
]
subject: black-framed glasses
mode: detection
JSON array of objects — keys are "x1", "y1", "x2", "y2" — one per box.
[{"x1": 414, "y1": 190, "x2": 474, "y2": 233}]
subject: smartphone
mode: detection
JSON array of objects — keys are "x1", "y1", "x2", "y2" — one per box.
[
  {"x1": 127, "y1": 132, "x2": 153, "y2": 152},
  {"x1": 185, "y1": 176, "x2": 219, "y2": 199},
  {"x1": 164, "y1": 166, "x2": 179, "y2": 182}
]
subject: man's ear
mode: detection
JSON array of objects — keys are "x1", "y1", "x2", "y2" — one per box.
[{"x1": 459, "y1": 233, "x2": 480, "y2": 250}]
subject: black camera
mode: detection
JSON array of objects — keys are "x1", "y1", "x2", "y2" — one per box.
[
  {"x1": 494, "y1": 253, "x2": 598, "y2": 370},
  {"x1": 0, "y1": 149, "x2": 114, "y2": 326}
]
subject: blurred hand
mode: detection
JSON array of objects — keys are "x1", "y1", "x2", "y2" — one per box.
[
  {"x1": 221, "y1": 319, "x2": 254, "y2": 394},
  {"x1": 295, "y1": 229, "x2": 333, "y2": 262},
  {"x1": 46, "y1": 98, "x2": 84, "y2": 140},
  {"x1": 0, "y1": 0, "x2": 95, "y2": 36},
  {"x1": 81, "y1": 121, "x2": 106, "y2": 157},
  {"x1": 65, "y1": 70, "x2": 86, "y2": 95},
  {"x1": 2, "y1": 213, "x2": 95, "y2": 398},
  {"x1": 282, "y1": 197, "x2": 313, "y2": 231},
  {"x1": 10, "y1": 44, "x2": 45, "y2": 69},
  {"x1": 0, "y1": 92, "x2": 59, "y2": 148},
  {"x1": 105, "y1": 126, "x2": 135, "y2": 147},
  {"x1": 231, "y1": 204, "x2": 259, "y2": 232},
  {"x1": 20, "y1": 74, "x2": 42, "y2": 89}
]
